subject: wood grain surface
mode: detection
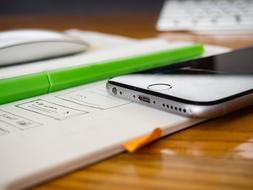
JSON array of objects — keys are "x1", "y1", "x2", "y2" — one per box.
[{"x1": 1, "y1": 13, "x2": 253, "y2": 190}]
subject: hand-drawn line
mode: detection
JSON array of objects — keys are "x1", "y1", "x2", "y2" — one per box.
[
  {"x1": 16, "y1": 99, "x2": 88, "y2": 120},
  {"x1": 56, "y1": 87, "x2": 130, "y2": 110},
  {"x1": 0, "y1": 109, "x2": 42, "y2": 130},
  {"x1": 0, "y1": 127, "x2": 9, "y2": 136}
]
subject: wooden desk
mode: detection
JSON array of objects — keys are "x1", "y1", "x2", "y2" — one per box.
[{"x1": 1, "y1": 14, "x2": 253, "y2": 190}]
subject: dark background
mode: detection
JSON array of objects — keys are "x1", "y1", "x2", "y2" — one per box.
[{"x1": 0, "y1": 0, "x2": 164, "y2": 15}]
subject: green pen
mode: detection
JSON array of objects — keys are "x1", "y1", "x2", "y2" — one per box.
[{"x1": 0, "y1": 43, "x2": 204, "y2": 105}]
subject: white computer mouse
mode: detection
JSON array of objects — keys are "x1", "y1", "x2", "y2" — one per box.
[{"x1": 0, "y1": 29, "x2": 89, "y2": 66}]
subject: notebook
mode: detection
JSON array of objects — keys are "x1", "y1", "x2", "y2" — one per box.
[{"x1": 0, "y1": 30, "x2": 229, "y2": 190}]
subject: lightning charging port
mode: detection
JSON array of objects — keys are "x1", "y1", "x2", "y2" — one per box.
[{"x1": 138, "y1": 95, "x2": 151, "y2": 103}]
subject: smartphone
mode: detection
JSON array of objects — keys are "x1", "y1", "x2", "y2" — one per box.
[{"x1": 106, "y1": 46, "x2": 253, "y2": 118}]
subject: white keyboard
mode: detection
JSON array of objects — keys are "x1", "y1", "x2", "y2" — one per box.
[{"x1": 157, "y1": 0, "x2": 253, "y2": 33}]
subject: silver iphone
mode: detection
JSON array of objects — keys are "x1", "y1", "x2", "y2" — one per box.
[{"x1": 106, "y1": 47, "x2": 253, "y2": 118}]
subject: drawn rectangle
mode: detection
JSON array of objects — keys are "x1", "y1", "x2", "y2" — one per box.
[
  {"x1": 16, "y1": 99, "x2": 88, "y2": 120},
  {"x1": 57, "y1": 86, "x2": 129, "y2": 110},
  {"x1": 0, "y1": 109, "x2": 42, "y2": 130}
]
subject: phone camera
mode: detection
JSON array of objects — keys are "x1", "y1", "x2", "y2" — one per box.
[{"x1": 112, "y1": 87, "x2": 117, "y2": 95}]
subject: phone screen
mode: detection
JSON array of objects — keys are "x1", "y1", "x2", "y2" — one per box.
[{"x1": 142, "y1": 46, "x2": 253, "y2": 75}]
